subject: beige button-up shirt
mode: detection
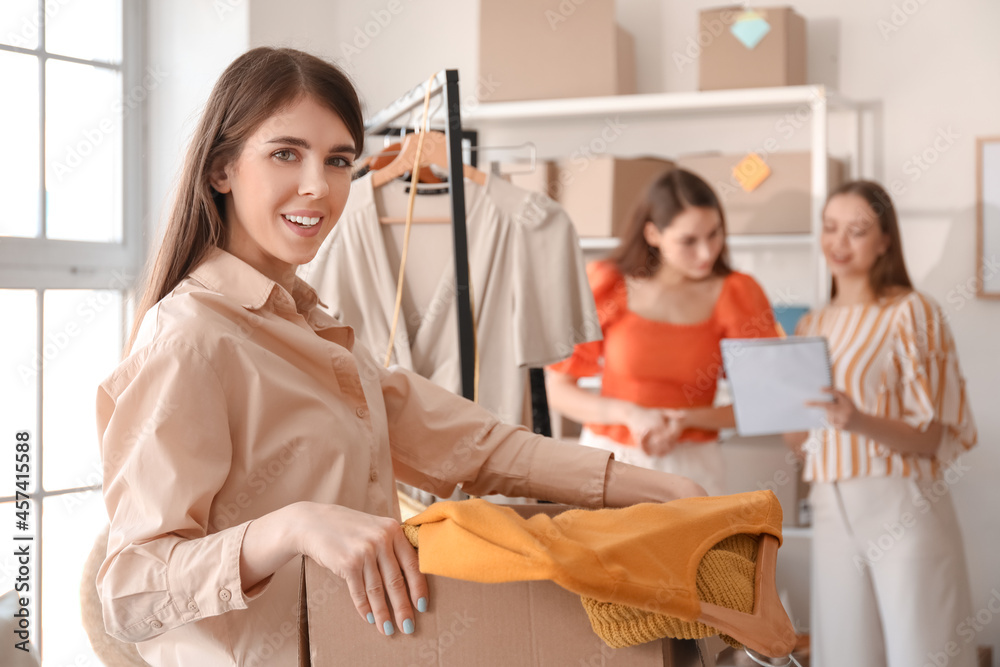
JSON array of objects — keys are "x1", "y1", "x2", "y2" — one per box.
[{"x1": 96, "y1": 248, "x2": 613, "y2": 666}]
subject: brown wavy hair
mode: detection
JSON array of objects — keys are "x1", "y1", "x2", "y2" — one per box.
[
  {"x1": 825, "y1": 180, "x2": 913, "y2": 299},
  {"x1": 610, "y1": 168, "x2": 732, "y2": 278},
  {"x1": 125, "y1": 47, "x2": 365, "y2": 354}
]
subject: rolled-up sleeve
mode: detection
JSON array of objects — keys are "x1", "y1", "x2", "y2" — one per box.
[
  {"x1": 96, "y1": 341, "x2": 270, "y2": 643},
  {"x1": 379, "y1": 365, "x2": 613, "y2": 508}
]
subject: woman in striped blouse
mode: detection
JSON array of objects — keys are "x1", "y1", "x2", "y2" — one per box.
[{"x1": 786, "y1": 181, "x2": 977, "y2": 667}]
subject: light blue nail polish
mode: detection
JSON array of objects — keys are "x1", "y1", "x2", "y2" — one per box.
[
  {"x1": 417, "y1": 597, "x2": 427, "y2": 613},
  {"x1": 383, "y1": 620, "x2": 395, "y2": 636},
  {"x1": 402, "y1": 618, "x2": 414, "y2": 634},
  {"x1": 366, "y1": 612, "x2": 374, "y2": 624}
]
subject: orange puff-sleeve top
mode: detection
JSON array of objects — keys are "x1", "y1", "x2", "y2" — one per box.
[{"x1": 548, "y1": 261, "x2": 779, "y2": 446}]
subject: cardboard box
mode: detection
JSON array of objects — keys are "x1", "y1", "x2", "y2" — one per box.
[
  {"x1": 616, "y1": 26, "x2": 638, "y2": 96},
  {"x1": 675, "y1": 152, "x2": 844, "y2": 235},
  {"x1": 479, "y1": 0, "x2": 636, "y2": 102},
  {"x1": 554, "y1": 156, "x2": 676, "y2": 237},
  {"x1": 298, "y1": 504, "x2": 716, "y2": 666},
  {"x1": 698, "y1": 6, "x2": 806, "y2": 91}
]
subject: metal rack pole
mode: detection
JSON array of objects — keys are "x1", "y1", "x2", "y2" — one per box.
[
  {"x1": 364, "y1": 70, "x2": 476, "y2": 401},
  {"x1": 442, "y1": 70, "x2": 475, "y2": 400}
]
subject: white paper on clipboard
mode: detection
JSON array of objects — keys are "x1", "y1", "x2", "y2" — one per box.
[{"x1": 721, "y1": 336, "x2": 832, "y2": 437}]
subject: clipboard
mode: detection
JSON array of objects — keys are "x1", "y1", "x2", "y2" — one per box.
[{"x1": 721, "y1": 336, "x2": 832, "y2": 436}]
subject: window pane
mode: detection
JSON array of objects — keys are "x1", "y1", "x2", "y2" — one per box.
[
  {"x1": 0, "y1": 501, "x2": 40, "y2": 659},
  {"x1": 45, "y1": 0, "x2": 122, "y2": 64},
  {"x1": 45, "y1": 59, "x2": 122, "y2": 242},
  {"x1": 42, "y1": 290, "x2": 122, "y2": 491},
  {"x1": 42, "y1": 493, "x2": 104, "y2": 667},
  {"x1": 0, "y1": 291, "x2": 39, "y2": 495},
  {"x1": 0, "y1": 51, "x2": 41, "y2": 238},
  {"x1": 0, "y1": 0, "x2": 39, "y2": 50}
]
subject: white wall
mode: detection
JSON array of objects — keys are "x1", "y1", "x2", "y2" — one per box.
[
  {"x1": 149, "y1": 0, "x2": 1000, "y2": 658},
  {"x1": 248, "y1": 0, "x2": 479, "y2": 117},
  {"x1": 146, "y1": 0, "x2": 248, "y2": 247}
]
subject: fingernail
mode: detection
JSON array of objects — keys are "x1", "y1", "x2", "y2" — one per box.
[
  {"x1": 403, "y1": 618, "x2": 414, "y2": 634},
  {"x1": 366, "y1": 612, "x2": 374, "y2": 624},
  {"x1": 417, "y1": 597, "x2": 427, "y2": 613},
  {"x1": 383, "y1": 620, "x2": 395, "y2": 636}
]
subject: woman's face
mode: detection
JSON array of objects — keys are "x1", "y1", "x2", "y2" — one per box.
[
  {"x1": 644, "y1": 206, "x2": 724, "y2": 280},
  {"x1": 821, "y1": 193, "x2": 890, "y2": 281},
  {"x1": 211, "y1": 95, "x2": 356, "y2": 281}
]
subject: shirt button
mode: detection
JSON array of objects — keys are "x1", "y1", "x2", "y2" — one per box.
[
  {"x1": 356, "y1": 406, "x2": 367, "y2": 418},
  {"x1": 370, "y1": 468, "x2": 378, "y2": 482},
  {"x1": 187, "y1": 601, "x2": 198, "y2": 612},
  {"x1": 150, "y1": 619, "x2": 163, "y2": 629},
  {"x1": 219, "y1": 589, "x2": 232, "y2": 602}
]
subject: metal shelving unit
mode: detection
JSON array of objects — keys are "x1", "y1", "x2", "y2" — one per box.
[
  {"x1": 466, "y1": 84, "x2": 866, "y2": 307},
  {"x1": 580, "y1": 234, "x2": 816, "y2": 253},
  {"x1": 464, "y1": 85, "x2": 857, "y2": 122}
]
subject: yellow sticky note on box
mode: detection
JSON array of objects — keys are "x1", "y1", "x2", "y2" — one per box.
[{"x1": 733, "y1": 153, "x2": 771, "y2": 192}]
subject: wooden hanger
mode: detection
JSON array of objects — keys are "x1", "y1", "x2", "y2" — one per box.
[
  {"x1": 368, "y1": 142, "x2": 442, "y2": 183},
  {"x1": 371, "y1": 130, "x2": 486, "y2": 187},
  {"x1": 697, "y1": 534, "x2": 798, "y2": 658},
  {"x1": 371, "y1": 130, "x2": 487, "y2": 223}
]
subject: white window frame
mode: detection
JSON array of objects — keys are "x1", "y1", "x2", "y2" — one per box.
[
  {"x1": 0, "y1": 0, "x2": 147, "y2": 289},
  {"x1": 0, "y1": 0, "x2": 147, "y2": 659}
]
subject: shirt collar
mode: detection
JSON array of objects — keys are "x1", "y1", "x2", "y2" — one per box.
[{"x1": 189, "y1": 247, "x2": 325, "y2": 314}]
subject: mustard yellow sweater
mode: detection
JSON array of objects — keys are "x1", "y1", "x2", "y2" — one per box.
[{"x1": 402, "y1": 490, "x2": 783, "y2": 647}]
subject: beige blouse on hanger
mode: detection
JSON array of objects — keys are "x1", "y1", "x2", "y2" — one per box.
[{"x1": 299, "y1": 172, "x2": 601, "y2": 425}]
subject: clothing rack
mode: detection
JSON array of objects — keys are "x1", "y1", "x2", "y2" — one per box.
[
  {"x1": 365, "y1": 72, "x2": 554, "y2": 437},
  {"x1": 365, "y1": 70, "x2": 476, "y2": 401}
]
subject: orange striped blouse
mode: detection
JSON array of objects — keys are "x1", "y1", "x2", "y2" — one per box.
[{"x1": 796, "y1": 290, "x2": 976, "y2": 482}]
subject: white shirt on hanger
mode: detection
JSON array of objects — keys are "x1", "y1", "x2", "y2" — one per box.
[{"x1": 299, "y1": 171, "x2": 600, "y2": 425}]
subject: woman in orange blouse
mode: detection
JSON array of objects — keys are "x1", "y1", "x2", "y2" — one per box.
[
  {"x1": 94, "y1": 48, "x2": 705, "y2": 667},
  {"x1": 547, "y1": 169, "x2": 779, "y2": 495},
  {"x1": 786, "y1": 181, "x2": 976, "y2": 666}
]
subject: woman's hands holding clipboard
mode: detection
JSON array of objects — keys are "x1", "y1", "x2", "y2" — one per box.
[{"x1": 806, "y1": 387, "x2": 862, "y2": 431}]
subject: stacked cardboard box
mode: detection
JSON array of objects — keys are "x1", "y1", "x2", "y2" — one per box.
[
  {"x1": 676, "y1": 152, "x2": 845, "y2": 235},
  {"x1": 698, "y1": 6, "x2": 807, "y2": 91},
  {"x1": 479, "y1": 0, "x2": 636, "y2": 102}
]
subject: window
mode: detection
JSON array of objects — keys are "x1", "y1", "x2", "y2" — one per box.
[{"x1": 0, "y1": 1, "x2": 145, "y2": 663}]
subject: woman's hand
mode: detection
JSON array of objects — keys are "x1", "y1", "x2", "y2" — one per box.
[
  {"x1": 661, "y1": 408, "x2": 689, "y2": 433},
  {"x1": 805, "y1": 388, "x2": 945, "y2": 458},
  {"x1": 626, "y1": 405, "x2": 683, "y2": 457},
  {"x1": 292, "y1": 502, "x2": 428, "y2": 637},
  {"x1": 806, "y1": 387, "x2": 861, "y2": 431}
]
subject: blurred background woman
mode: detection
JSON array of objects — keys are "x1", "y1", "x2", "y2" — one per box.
[
  {"x1": 546, "y1": 169, "x2": 780, "y2": 496},
  {"x1": 787, "y1": 180, "x2": 976, "y2": 667}
]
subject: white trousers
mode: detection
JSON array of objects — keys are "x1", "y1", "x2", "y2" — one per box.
[
  {"x1": 810, "y1": 477, "x2": 975, "y2": 667},
  {"x1": 578, "y1": 427, "x2": 727, "y2": 497}
]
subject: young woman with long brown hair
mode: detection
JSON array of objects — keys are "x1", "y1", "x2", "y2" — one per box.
[
  {"x1": 786, "y1": 181, "x2": 977, "y2": 666},
  {"x1": 546, "y1": 169, "x2": 780, "y2": 496},
  {"x1": 94, "y1": 48, "x2": 705, "y2": 667}
]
